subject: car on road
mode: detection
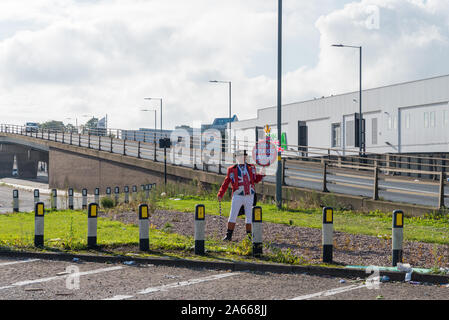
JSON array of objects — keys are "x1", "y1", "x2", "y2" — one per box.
[
  {"x1": 25, "y1": 122, "x2": 39, "y2": 133},
  {"x1": 12, "y1": 168, "x2": 18, "y2": 176}
]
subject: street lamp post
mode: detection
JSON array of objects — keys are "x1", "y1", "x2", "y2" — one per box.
[
  {"x1": 332, "y1": 44, "x2": 364, "y2": 156},
  {"x1": 144, "y1": 97, "x2": 163, "y2": 134},
  {"x1": 209, "y1": 80, "x2": 232, "y2": 152},
  {"x1": 276, "y1": 0, "x2": 283, "y2": 209},
  {"x1": 140, "y1": 109, "x2": 157, "y2": 132}
]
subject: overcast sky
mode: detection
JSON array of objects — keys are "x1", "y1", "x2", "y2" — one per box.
[{"x1": 0, "y1": 0, "x2": 448, "y2": 130}]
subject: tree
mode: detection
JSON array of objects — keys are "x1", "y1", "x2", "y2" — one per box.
[
  {"x1": 39, "y1": 120, "x2": 65, "y2": 131},
  {"x1": 84, "y1": 117, "x2": 99, "y2": 129}
]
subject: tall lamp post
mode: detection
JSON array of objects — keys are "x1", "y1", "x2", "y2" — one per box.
[
  {"x1": 209, "y1": 80, "x2": 232, "y2": 152},
  {"x1": 276, "y1": 0, "x2": 283, "y2": 209},
  {"x1": 144, "y1": 97, "x2": 163, "y2": 135},
  {"x1": 332, "y1": 44, "x2": 364, "y2": 156},
  {"x1": 140, "y1": 108, "x2": 157, "y2": 132}
]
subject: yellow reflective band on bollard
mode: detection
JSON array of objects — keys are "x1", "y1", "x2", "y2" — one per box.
[
  {"x1": 37, "y1": 204, "x2": 44, "y2": 216},
  {"x1": 326, "y1": 209, "x2": 333, "y2": 223},
  {"x1": 91, "y1": 204, "x2": 97, "y2": 217},
  {"x1": 254, "y1": 207, "x2": 262, "y2": 222},
  {"x1": 141, "y1": 206, "x2": 148, "y2": 219},
  {"x1": 197, "y1": 206, "x2": 204, "y2": 220},
  {"x1": 396, "y1": 213, "x2": 403, "y2": 227}
]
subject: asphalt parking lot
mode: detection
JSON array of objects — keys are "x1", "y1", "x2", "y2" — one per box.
[{"x1": 0, "y1": 256, "x2": 448, "y2": 303}]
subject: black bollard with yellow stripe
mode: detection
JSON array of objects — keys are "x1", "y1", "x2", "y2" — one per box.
[
  {"x1": 94, "y1": 188, "x2": 100, "y2": 204},
  {"x1": 139, "y1": 204, "x2": 149, "y2": 251},
  {"x1": 114, "y1": 186, "x2": 120, "y2": 204},
  {"x1": 252, "y1": 206, "x2": 263, "y2": 257},
  {"x1": 194, "y1": 204, "x2": 205, "y2": 255},
  {"x1": 13, "y1": 189, "x2": 19, "y2": 212},
  {"x1": 132, "y1": 185, "x2": 137, "y2": 201},
  {"x1": 82, "y1": 188, "x2": 88, "y2": 209},
  {"x1": 68, "y1": 188, "x2": 74, "y2": 210},
  {"x1": 322, "y1": 207, "x2": 334, "y2": 263},
  {"x1": 145, "y1": 184, "x2": 150, "y2": 199},
  {"x1": 392, "y1": 210, "x2": 404, "y2": 266},
  {"x1": 87, "y1": 203, "x2": 98, "y2": 249},
  {"x1": 51, "y1": 189, "x2": 57, "y2": 210},
  {"x1": 34, "y1": 202, "x2": 45, "y2": 247},
  {"x1": 124, "y1": 186, "x2": 129, "y2": 203},
  {"x1": 34, "y1": 189, "x2": 40, "y2": 204}
]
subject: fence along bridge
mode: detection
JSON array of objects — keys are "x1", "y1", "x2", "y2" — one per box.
[{"x1": 0, "y1": 124, "x2": 447, "y2": 212}]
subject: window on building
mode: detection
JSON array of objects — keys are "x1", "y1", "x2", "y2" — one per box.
[
  {"x1": 372, "y1": 118, "x2": 378, "y2": 145},
  {"x1": 393, "y1": 116, "x2": 397, "y2": 129},
  {"x1": 444, "y1": 110, "x2": 449, "y2": 127},
  {"x1": 430, "y1": 111, "x2": 436, "y2": 128},
  {"x1": 346, "y1": 120, "x2": 354, "y2": 147},
  {"x1": 331, "y1": 123, "x2": 341, "y2": 147},
  {"x1": 388, "y1": 116, "x2": 392, "y2": 130},
  {"x1": 424, "y1": 112, "x2": 429, "y2": 128}
]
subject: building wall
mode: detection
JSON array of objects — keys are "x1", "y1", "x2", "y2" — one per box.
[{"x1": 232, "y1": 75, "x2": 449, "y2": 155}]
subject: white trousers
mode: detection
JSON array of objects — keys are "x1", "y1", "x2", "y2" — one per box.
[{"x1": 228, "y1": 194, "x2": 254, "y2": 224}]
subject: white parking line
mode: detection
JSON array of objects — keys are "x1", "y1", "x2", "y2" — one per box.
[
  {"x1": 0, "y1": 259, "x2": 40, "y2": 267},
  {"x1": 290, "y1": 284, "x2": 367, "y2": 300},
  {"x1": 0, "y1": 266, "x2": 123, "y2": 291},
  {"x1": 104, "y1": 272, "x2": 241, "y2": 300}
]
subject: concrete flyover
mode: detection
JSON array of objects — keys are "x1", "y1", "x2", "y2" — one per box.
[
  {"x1": 0, "y1": 136, "x2": 48, "y2": 178},
  {"x1": 0, "y1": 130, "x2": 442, "y2": 217}
]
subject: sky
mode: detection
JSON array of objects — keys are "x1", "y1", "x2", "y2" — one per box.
[{"x1": 0, "y1": 0, "x2": 448, "y2": 130}]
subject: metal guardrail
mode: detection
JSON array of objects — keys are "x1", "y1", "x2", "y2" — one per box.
[{"x1": 1, "y1": 123, "x2": 447, "y2": 209}]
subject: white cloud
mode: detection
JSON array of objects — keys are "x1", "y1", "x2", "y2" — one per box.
[{"x1": 0, "y1": 0, "x2": 448, "y2": 130}]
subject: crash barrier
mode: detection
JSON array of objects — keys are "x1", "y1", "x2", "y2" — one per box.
[{"x1": 2, "y1": 123, "x2": 447, "y2": 209}]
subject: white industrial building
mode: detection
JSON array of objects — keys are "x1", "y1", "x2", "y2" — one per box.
[{"x1": 232, "y1": 74, "x2": 449, "y2": 155}]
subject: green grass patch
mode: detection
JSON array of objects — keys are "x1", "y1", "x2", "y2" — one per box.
[
  {"x1": 158, "y1": 196, "x2": 449, "y2": 246},
  {"x1": 0, "y1": 209, "x2": 313, "y2": 266}
]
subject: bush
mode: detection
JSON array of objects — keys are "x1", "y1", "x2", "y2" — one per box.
[{"x1": 101, "y1": 197, "x2": 115, "y2": 209}]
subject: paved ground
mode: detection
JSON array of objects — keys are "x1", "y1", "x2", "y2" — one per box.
[{"x1": 0, "y1": 256, "x2": 448, "y2": 303}]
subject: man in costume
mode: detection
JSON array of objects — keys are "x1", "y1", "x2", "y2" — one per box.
[{"x1": 217, "y1": 150, "x2": 265, "y2": 241}]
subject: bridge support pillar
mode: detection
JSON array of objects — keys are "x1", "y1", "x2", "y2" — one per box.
[
  {"x1": 0, "y1": 153, "x2": 14, "y2": 177},
  {"x1": 16, "y1": 154, "x2": 39, "y2": 179}
]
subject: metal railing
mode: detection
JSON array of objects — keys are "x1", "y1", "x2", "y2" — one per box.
[{"x1": 1, "y1": 123, "x2": 447, "y2": 209}]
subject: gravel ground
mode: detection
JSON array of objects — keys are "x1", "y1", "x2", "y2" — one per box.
[{"x1": 103, "y1": 208, "x2": 449, "y2": 270}]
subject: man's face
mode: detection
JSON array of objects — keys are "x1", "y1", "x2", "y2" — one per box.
[{"x1": 236, "y1": 154, "x2": 247, "y2": 164}]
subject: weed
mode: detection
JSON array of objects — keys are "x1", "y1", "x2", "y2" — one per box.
[
  {"x1": 162, "y1": 222, "x2": 173, "y2": 233},
  {"x1": 101, "y1": 197, "x2": 115, "y2": 209}
]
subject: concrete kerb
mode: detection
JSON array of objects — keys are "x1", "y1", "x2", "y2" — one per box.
[{"x1": 0, "y1": 250, "x2": 448, "y2": 285}]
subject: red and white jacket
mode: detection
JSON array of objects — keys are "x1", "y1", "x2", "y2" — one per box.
[{"x1": 217, "y1": 163, "x2": 264, "y2": 199}]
